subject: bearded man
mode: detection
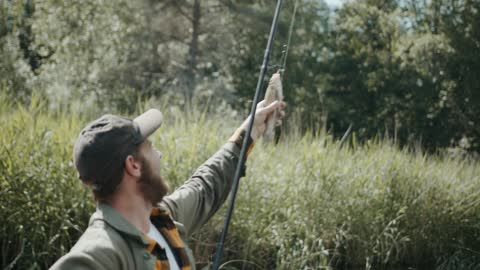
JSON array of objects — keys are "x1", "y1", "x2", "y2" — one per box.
[{"x1": 50, "y1": 99, "x2": 286, "y2": 270}]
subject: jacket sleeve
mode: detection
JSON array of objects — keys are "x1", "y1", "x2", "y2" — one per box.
[{"x1": 160, "y1": 142, "x2": 242, "y2": 237}]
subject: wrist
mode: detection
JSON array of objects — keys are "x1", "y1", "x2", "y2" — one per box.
[
  {"x1": 239, "y1": 119, "x2": 260, "y2": 142},
  {"x1": 229, "y1": 127, "x2": 255, "y2": 157}
]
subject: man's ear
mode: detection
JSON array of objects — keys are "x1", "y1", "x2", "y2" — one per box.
[{"x1": 124, "y1": 155, "x2": 141, "y2": 178}]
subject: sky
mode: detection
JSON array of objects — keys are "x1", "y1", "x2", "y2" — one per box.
[{"x1": 324, "y1": 0, "x2": 348, "y2": 8}]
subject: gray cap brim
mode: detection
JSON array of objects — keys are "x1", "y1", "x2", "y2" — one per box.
[{"x1": 134, "y1": 109, "x2": 163, "y2": 138}]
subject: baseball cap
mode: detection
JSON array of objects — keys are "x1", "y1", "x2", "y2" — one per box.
[{"x1": 73, "y1": 109, "x2": 163, "y2": 195}]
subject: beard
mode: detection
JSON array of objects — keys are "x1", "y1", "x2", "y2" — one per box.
[{"x1": 138, "y1": 156, "x2": 169, "y2": 205}]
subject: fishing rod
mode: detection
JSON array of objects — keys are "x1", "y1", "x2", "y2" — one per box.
[{"x1": 211, "y1": 0, "x2": 285, "y2": 269}]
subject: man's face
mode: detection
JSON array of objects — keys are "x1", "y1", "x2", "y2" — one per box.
[{"x1": 136, "y1": 139, "x2": 169, "y2": 205}]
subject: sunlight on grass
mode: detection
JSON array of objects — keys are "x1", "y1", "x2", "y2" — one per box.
[{"x1": 1, "y1": 95, "x2": 479, "y2": 269}]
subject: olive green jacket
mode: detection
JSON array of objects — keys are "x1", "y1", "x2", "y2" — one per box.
[{"x1": 50, "y1": 142, "x2": 242, "y2": 270}]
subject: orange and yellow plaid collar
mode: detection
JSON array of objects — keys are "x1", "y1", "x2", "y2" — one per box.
[{"x1": 146, "y1": 207, "x2": 191, "y2": 270}]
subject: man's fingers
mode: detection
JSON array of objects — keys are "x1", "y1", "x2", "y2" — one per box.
[
  {"x1": 259, "y1": 100, "x2": 286, "y2": 111},
  {"x1": 261, "y1": 100, "x2": 279, "y2": 114},
  {"x1": 275, "y1": 119, "x2": 282, "y2": 127}
]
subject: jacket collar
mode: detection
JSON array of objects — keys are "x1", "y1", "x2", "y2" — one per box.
[{"x1": 90, "y1": 202, "x2": 149, "y2": 245}]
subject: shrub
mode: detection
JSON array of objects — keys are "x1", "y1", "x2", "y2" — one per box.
[{"x1": 1, "y1": 96, "x2": 479, "y2": 269}]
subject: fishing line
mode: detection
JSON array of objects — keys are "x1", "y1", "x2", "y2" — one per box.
[
  {"x1": 279, "y1": 0, "x2": 300, "y2": 77},
  {"x1": 211, "y1": 0, "x2": 301, "y2": 268},
  {"x1": 211, "y1": 1, "x2": 284, "y2": 269}
]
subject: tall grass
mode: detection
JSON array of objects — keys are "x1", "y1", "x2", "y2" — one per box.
[
  {"x1": 221, "y1": 136, "x2": 480, "y2": 269},
  {"x1": 1, "y1": 95, "x2": 479, "y2": 269},
  {"x1": 0, "y1": 94, "x2": 91, "y2": 269}
]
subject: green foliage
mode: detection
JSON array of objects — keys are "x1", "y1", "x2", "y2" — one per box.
[
  {"x1": 1, "y1": 97, "x2": 480, "y2": 269},
  {"x1": 321, "y1": 0, "x2": 479, "y2": 152},
  {"x1": 0, "y1": 94, "x2": 92, "y2": 269},
  {"x1": 1, "y1": 0, "x2": 478, "y2": 152},
  {"x1": 206, "y1": 134, "x2": 480, "y2": 269},
  {"x1": 439, "y1": 0, "x2": 480, "y2": 151}
]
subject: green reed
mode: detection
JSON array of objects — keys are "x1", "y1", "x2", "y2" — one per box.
[{"x1": 1, "y1": 95, "x2": 479, "y2": 269}]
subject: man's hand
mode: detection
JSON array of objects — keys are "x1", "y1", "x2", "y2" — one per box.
[{"x1": 239, "y1": 99, "x2": 287, "y2": 142}]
